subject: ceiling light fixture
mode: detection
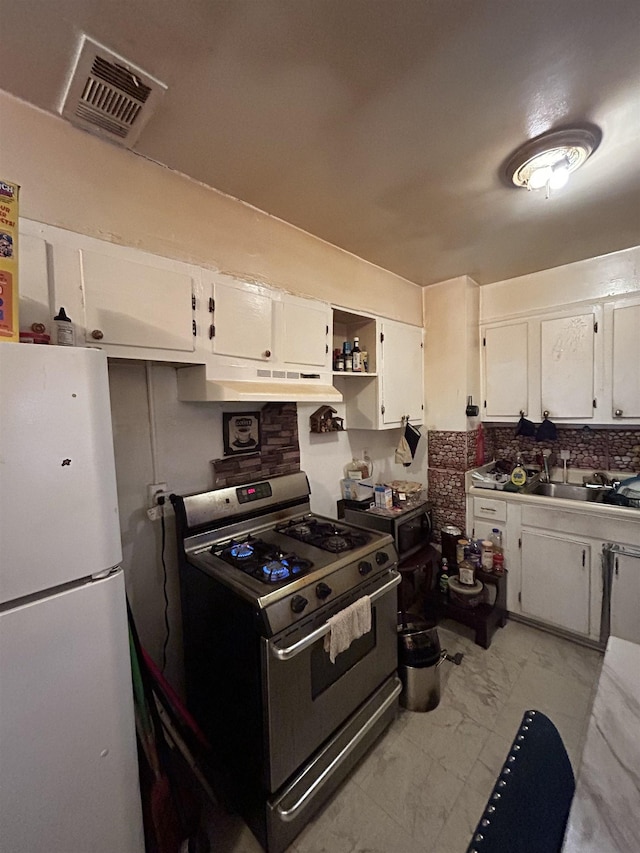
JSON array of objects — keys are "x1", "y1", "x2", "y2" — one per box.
[{"x1": 505, "y1": 126, "x2": 601, "y2": 198}]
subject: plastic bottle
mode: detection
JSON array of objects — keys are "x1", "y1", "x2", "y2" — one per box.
[
  {"x1": 490, "y1": 528, "x2": 503, "y2": 571},
  {"x1": 490, "y1": 528, "x2": 503, "y2": 555},
  {"x1": 54, "y1": 307, "x2": 75, "y2": 346},
  {"x1": 439, "y1": 558, "x2": 450, "y2": 594},
  {"x1": 352, "y1": 337, "x2": 362, "y2": 372}
]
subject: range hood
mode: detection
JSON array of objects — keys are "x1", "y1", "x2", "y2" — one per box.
[{"x1": 176, "y1": 364, "x2": 342, "y2": 403}]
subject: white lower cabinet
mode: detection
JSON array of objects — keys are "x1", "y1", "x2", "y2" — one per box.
[
  {"x1": 520, "y1": 530, "x2": 591, "y2": 636},
  {"x1": 610, "y1": 550, "x2": 640, "y2": 644}
]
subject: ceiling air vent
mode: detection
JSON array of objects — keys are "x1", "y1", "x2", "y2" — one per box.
[{"x1": 60, "y1": 35, "x2": 167, "y2": 148}]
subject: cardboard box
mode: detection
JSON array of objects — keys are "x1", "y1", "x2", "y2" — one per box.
[{"x1": 0, "y1": 180, "x2": 19, "y2": 342}]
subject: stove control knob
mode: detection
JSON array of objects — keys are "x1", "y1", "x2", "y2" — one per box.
[
  {"x1": 315, "y1": 582, "x2": 332, "y2": 600},
  {"x1": 290, "y1": 594, "x2": 308, "y2": 614},
  {"x1": 358, "y1": 560, "x2": 373, "y2": 576},
  {"x1": 375, "y1": 551, "x2": 389, "y2": 565}
]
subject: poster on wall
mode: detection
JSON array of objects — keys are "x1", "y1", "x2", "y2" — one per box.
[{"x1": 223, "y1": 412, "x2": 261, "y2": 456}]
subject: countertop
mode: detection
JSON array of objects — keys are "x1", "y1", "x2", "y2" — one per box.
[
  {"x1": 562, "y1": 636, "x2": 640, "y2": 852},
  {"x1": 466, "y1": 465, "x2": 640, "y2": 524}
]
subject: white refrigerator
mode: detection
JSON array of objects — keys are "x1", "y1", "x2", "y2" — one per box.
[{"x1": 0, "y1": 343, "x2": 144, "y2": 853}]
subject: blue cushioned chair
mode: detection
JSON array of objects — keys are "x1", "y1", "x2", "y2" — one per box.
[{"x1": 466, "y1": 710, "x2": 575, "y2": 853}]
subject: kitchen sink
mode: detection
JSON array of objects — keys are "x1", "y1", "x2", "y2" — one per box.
[{"x1": 528, "y1": 481, "x2": 607, "y2": 502}]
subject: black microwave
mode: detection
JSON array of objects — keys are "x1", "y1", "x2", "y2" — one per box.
[{"x1": 344, "y1": 501, "x2": 433, "y2": 563}]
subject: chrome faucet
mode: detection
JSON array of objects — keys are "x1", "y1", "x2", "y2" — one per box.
[{"x1": 541, "y1": 449, "x2": 556, "y2": 483}]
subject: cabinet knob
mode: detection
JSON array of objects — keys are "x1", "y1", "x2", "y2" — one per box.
[
  {"x1": 264, "y1": 350, "x2": 271, "y2": 358},
  {"x1": 543, "y1": 410, "x2": 550, "y2": 419},
  {"x1": 614, "y1": 408, "x2": 623, "y2": 418},
  {"x1": 91, "y1": 329, "x2": 104, "y2": 340}
]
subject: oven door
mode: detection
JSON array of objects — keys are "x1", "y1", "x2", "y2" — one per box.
[{"x1": 263, "y1": 569, "x2": 400, "y2": 793}]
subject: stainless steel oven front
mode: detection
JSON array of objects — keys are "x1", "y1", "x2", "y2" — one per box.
[{"x1": 263, "y1": 568, "x2": 399, "y2": 792}]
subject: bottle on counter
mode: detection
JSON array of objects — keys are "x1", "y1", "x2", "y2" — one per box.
[
  {"x1": 439, "y1": 558, "x2": 450, "y2": 594},
  {"x1": 352, "y1": 337, "x2": 362, "y2": 372},
  {"x1": 467, "y1": 539, "x2": 482, "y2": 570},
  {"x1": 490, "y1": 528, "x2": 503, "y2": 568}
]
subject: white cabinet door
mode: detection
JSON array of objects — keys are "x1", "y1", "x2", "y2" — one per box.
[
  {"x1": 610, "y1": 551, "x2": 640, "y2": 644},
  {"x1": 81, "y1": 249, "x2": 195, "y2": 352},
  {"x1": 381, "y1": 319, "x2": 423, "y2": 426},
  {"x1": 281, "y1": 295, "x2": 330, "y2": 368},
  {"x1": 210, "y1": 277, "x2": 273, "y2": 361},
  {"x1": 611, "y1": 302, "x2": 640, "y2": 419},
  {"x1": 520, "y1": 530, "x2": 590, "y2": 635},
  {"x1": 483, "y1": 322, "x2": 529, "y2": 419},
  {"x1": 540, "y1": 312, "x2": 595, "y2": 419}
]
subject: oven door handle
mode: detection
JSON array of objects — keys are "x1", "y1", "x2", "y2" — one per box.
[{"x1": 269, "y1": 570, "x2": 401, "y2": 662}]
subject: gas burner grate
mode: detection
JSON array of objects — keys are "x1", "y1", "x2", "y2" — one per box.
[
  {"x1": 212, "y1": 536, "x2": 313, "y2": 585},
  {"x1": 276, "y1": 518, "x2": 370, "y2": 553}
]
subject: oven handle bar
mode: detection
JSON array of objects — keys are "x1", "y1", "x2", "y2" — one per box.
[
  {"x1": 269, "y1": 571, "x2": 400, "y2": 661},
  {"x1": 275, "y1": 678, "x2": 402, "y2": 822}
]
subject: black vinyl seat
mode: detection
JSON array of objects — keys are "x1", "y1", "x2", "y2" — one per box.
[{"x1": 466, "y1": 710, "x2": 575, "y2": 853}]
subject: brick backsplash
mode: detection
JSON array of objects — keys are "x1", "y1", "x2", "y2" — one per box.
[
  {"x1": 212, "y1": 402, "x2": 300, "y2": 488},
  {"x1": 486, "y1": 425, "x2": 640, "y2": 473},
  {"x1": 427, "y1": 423, "x2": 640, "y2": 542}
]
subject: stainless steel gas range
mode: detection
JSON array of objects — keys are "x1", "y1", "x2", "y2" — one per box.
[{"x1": 171, "y1": 472, "x2": 401, "y2": 853}]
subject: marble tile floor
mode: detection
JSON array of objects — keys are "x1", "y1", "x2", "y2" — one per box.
[{"x1": 203, "y1": 619, "x2": 603, "y2": 853}]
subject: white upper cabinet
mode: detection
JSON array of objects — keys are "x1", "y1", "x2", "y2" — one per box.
[
  {"x1": 482, "y1": 322, "x2": 529, "y2": 419},
  {"x1": 608, "y1": 298, "x2": 640, "y2": 420},
  {"x1": 208, "y1": 275, "x2": 274, "y2": 361},
  {"x1": 280, "y1": 294, "x2": 331, "y2": 368},
  {"x1": 380, "y1": 319, "x2": 423, "y2": 426},
  {"x1": 540, "y1": 311, "x2": 595, "y2": 420},
  {"x1": 80, "y1": 249, "x2": 196, "y2": 353},
  {"x1": 333, "y1": 308, "x2": 423, "y2": 430},
  {"x1": 482, "y1": 306, "x2": 603, "y2": 423}
]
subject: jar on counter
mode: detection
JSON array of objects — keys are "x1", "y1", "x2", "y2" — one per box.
[
  {"x1": 481, "y1": 540, "x2": 494, "y2": 571},
  {"x1": 458, "y1": 560, "x2": 476, "y2": 586},
  {"x1": 493, "y1": 552, "x2": 505, "y2": 574},
  {"x1": 456, "y1": 538, "x2": 469, "y2": 566}
]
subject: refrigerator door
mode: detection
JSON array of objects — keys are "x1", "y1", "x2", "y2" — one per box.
[
  {"x1": 0, "y1": 344, "x2": 122, "y2": 604},
  {"x1": 0, "y1": 570, "x2": 144, "y2": 853}
]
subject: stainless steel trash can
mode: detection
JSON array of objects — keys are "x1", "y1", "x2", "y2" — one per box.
[{"x1": 397, "y1": 619, "x2": 443, "y2": 712}]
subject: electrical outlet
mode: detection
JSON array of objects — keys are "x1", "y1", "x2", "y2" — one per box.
[
  {"x1": 147, "y1": 505, "x2": 163, "y2": 521},
  {"x1": 147, "y1": 482, "x2": 168, "y2": 508}
]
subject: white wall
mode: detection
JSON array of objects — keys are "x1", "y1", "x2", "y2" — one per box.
[
  {"x1": 481, "y1": 245, "x2": 640, "y2": 322},
  {"x1": 2, "y1": 90, "x2": 422, "y2": 323},
  {"x1": 423, "y1": 275, "x2": 480, "y2": 431}
]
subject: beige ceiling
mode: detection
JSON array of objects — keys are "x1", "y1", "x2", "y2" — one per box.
[{"x1": 1, "y1": 0, "x2": 639, "y2": 286}]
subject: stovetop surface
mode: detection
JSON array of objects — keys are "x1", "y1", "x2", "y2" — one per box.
[{"x1": 188, "y1": 512, "x2": 393, "y2": 607}]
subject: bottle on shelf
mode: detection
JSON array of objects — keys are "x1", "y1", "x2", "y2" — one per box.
[
  {"x1": 343, "y1": 340, "x2": 353, "y2": 372},
  {"x1": 352, "y1": 337, "x2": 362, "y2": 372},
  {"x1": 438, "y1": 558, "x2": 450, "y2": 594},
  {"x1": 54, "y1": 307, "x2": 75, "y2": 346}
]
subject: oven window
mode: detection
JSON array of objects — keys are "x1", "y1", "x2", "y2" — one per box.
[{"x1": 309, "y1": 608, "x2": 378, "y2": 700}]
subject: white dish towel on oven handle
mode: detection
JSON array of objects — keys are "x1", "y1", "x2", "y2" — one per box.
[{"x1": 323, "y1": 595, "x2": 372, "y2": 663}]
